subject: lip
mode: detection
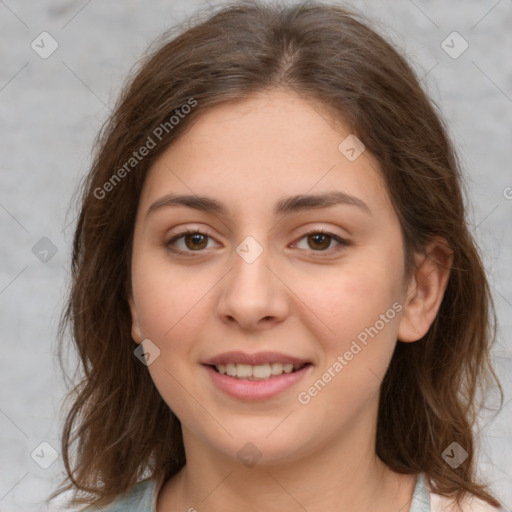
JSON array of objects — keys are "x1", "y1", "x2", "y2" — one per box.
[
  {"x1": 203, "y1": 351, "x2": 311, "y2": 366},
  {"x1": 203, "y1": 363, "x2": 313, "y2": 401}
]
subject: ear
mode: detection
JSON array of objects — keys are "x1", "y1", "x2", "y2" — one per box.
[
  {"x1": 398, "y1": 238, "x2": 453, "y2": 342},
  {"x1": 127, "y1": 294, "x2": 143, "y2": 344}
]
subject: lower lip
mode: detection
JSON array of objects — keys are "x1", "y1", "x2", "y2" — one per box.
[{"x1": 203, "y1": 364, "x2": 312, "y2": 401}]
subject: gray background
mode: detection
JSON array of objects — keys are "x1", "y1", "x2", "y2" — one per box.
[{"x1": 1, "y1": 0, "x2": 511, "y2": 510}]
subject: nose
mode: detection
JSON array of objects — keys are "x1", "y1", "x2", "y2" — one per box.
[{"x1": 216, "y1": 241, "x2": 290, "y2": 332}]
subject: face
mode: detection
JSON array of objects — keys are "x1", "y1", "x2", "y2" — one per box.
[{"x1": 128, "y1": 89, "x2": 421, "y2": 465}]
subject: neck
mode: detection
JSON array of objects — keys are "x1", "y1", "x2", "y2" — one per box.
[{"x1": 157, "y1": 403, "x2": 417, "y2": 512}]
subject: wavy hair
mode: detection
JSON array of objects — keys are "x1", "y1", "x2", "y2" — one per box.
[{"x1": 49, "y1": 1, "x2": 504, "y2": 509}]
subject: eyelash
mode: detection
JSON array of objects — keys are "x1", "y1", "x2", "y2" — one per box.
[{"x1": 165, "y1": 227, "x2": 349, "y2": 257}]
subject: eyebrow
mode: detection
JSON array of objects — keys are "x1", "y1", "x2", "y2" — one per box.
[{"x1": 146, "y1": 191, "x2": 371, "y2": 218}]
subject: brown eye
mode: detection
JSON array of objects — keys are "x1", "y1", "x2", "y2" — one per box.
[
  {"x1": 307, "y1": 233, "x2": 332, "y2": 251},
  {"x1": 166, "y1": 229, "x2": 218, "y2": 255},
  {"x1": 183, "y1": 233, "x2": 208, "y2": 250},
  {"x1": 294, "y1": 229, "x2": 349, "y2": 254}
]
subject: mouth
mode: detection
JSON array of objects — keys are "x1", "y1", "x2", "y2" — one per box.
[
  {"x1": 208, "y1": 362, "x2": 310, "y2": 380},
  {"x1": 202, "y1": 351, "x2": 313, "y2": 400},
  {"x1": 202, "y1": 354, "x2": 313, "y2": 400}
]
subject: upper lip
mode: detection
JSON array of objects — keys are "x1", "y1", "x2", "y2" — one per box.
[{"x1": 203, "y1": 351, "x2": 311, "y2": 366}]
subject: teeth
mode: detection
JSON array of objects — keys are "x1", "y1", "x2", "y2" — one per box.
[
  {"x1": 253, "y1": 363, "x2": 271, "y2": 379},
  {"x1": 214, "y1": 362, "x2": 305, "y2": 379},
  {"x1": 236, "y1": 364, "x2": 252, "y2": 378},
  {"x1": 270, "y1": 363, "x2": 283, "y2": 375}
]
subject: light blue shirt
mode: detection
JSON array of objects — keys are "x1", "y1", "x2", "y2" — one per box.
[{"x1": 87, "y1": 472, "x2": 432, "y2": 511}]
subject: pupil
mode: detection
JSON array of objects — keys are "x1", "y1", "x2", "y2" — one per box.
[
  {"x1": 310, "y1": 233, "x2": 329, "y2": 250},
  {"x1": 186, "y1": 233, "x2": 207, "y2": 250}
]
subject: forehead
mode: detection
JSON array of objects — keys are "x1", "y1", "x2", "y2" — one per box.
[{"x1": 138, "y1": 89, "x2": 391, "y2": 219}]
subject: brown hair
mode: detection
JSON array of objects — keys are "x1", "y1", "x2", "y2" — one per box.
[{"x1": 49, "y1": 1, "x2": 504, "y2": 509}]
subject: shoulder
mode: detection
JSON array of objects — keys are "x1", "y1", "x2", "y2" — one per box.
[
  {"x1": 430, "y1": 490, "x2": 504, "y2": 512},
  {"x1": 80, "y1": 478, "x2": 159, "y2": 512}
]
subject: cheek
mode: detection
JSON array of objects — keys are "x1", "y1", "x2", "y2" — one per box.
[
  {"x1": 290, "y1": 258, "x2": 404, "y2": 402},
  {"x1": 131, "y1": 253, "x2": 211, "y2": 340},
  {"x1": 292, "y1": 273, "x2": 402, "y2": 424},
  {"x1": 131, "y1": 265, "x2": 213, "y2": 418},
  {"x1": 131, "y1": 259, "x2": 217, "y2": 386},
  {"x1": 296, "y1": 263, "x2": 402, "y2": 344}
]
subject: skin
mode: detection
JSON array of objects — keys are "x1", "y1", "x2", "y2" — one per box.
[{"x1": 128, "y1": 89, "x2": 452, "y2": 512}]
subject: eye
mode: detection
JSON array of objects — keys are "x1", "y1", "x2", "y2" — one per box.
[
  {"x1": 294, "y1": 229, "x2": 349, "y2": 254},
  {"x1": 165, "y1": 227, "x2": 349, "y2": 256},
  {"x1": 166, "y1": 228, "x2": 219, "y2": 254}
]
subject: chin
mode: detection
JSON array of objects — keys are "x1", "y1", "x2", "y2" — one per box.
[{"x1": 207, "y1": 425, "x2": 317, "y2": 467}]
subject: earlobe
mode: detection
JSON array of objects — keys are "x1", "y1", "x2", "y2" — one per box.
[
  {"x1": 128, "y1": 294, "x2": 143, "y2": 344},
  {"x1": 397, "y1": 238, "x2": 453, "y2": 343}
]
